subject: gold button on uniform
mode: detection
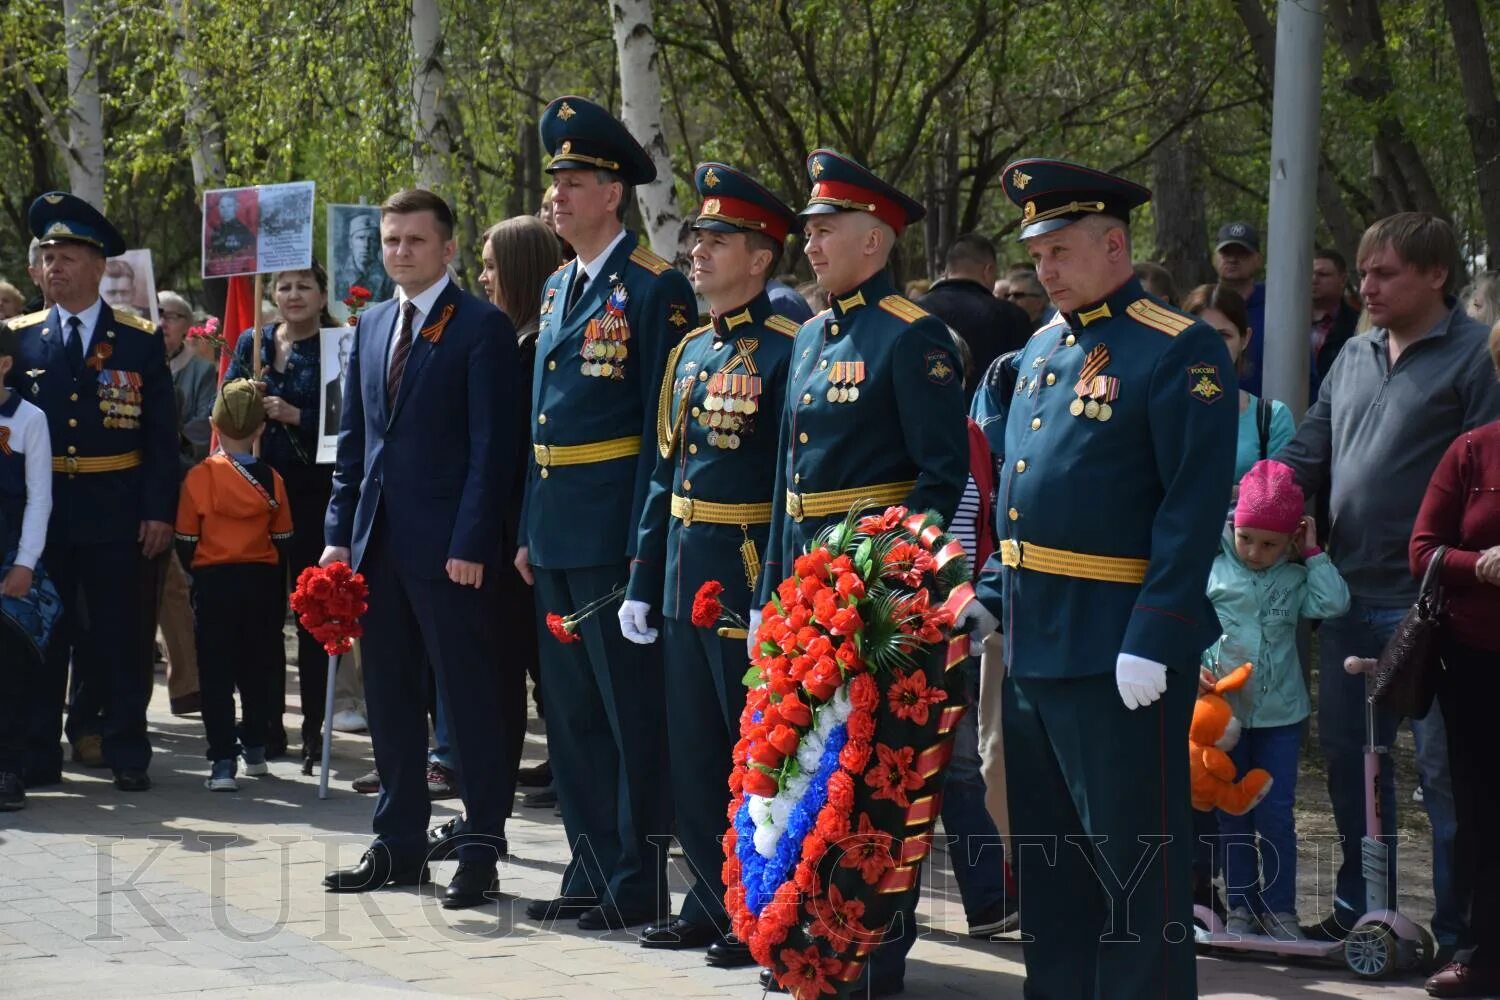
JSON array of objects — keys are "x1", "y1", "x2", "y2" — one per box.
[
  {"x1": 1008, "y1": 507, "x2": 1019, "y2": 522},
  {"x1": 70, "y1": 393, "x2": 78, "y2": 402},
  {"x1": 799, "y1": 432, "x2": 809, "y2": 444},
  {"x1": 1065, "y1": 334, "x2": 1076, "y2": 347},
  {"x1": 830, "y1": 323, "x2": 840, "y2": 336},
  {"x1": 691, "y1": 406, "x2": 701, "y2": 418},
  {"x1": 793, "y1": 473, "x2": 801, "y2": 485},
  {"x1": 67, "y1": 446, "x2": 78, "y2": 455},
  {"x1": 1045, "y1": 373, "x2": 1057, "y2": 386},
  {"x1": 688, "y1": 444, "x2": 698, "y2": 455},
  {"x1": 819, "y1": 360, "x2": 828, "y2": 369},
  {"x1": 540, "y1": 468, "x2": 549, "y2": 479},
  {"x1": 1015, "y1": 459, "x2": 1027, "y2": 473},
  {"x1": 802, "y1": 393, "x2": 812, "y2": 404},
  {"x1": 1031, "y1": 417, "x2": 1042, "y2": 430},
  {"x1": 68, "y1": 418, "x2": 77, "y2": 428},
  {"x1": 698, "y1": 371, "x2": 709, "y2": 382},
  {"x1": 548, "y1": 360, "x2": 557, "y2": 371},
  {"x1": 682, "y1": 480, "x2": 692, "y2": 491},
  {"x1": 537, "y1": 414, "x2": 547, "y2": 424}
]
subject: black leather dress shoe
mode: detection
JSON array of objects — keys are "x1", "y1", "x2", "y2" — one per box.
[
  {"x1": 704, "y1": 936, "x2": 755, "y2": 967},
  {"x1": 524, "y1": 896, "x2": 598, "y2": 921},
  {"x1": 427, "y1": 816, "x2": 466, "y2": 861},
  {"x1": 113, "y1": 769, "x2": 151, "y2": 792},
  {"x1": 639, "y1": 916, "x2": 718, "y2": 949},
  {"x1": 521, "y1": 784, "x2": 557, "y2": 808},
  {"x1": 323, "y1": 847, "x2": 430, "y2": 892},
  {"x1": 516, "y1": 759, "x2": 552, "y2": 787},
  {"x1": 442, "y1": 862, "x2": 500, "y2": 909},
  {"x1": 578, "y1": 904, "x2": 654, "y2": 931},
  {"x1": 22, "y1": 766, "x2": 61, "y2": 788},
  {"x1": 0, "y1": 772, "x2": 25, "y2": 811}
]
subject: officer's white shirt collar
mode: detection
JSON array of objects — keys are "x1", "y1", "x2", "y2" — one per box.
[
  {"x1": 57, "y1": 297, "x2": 103, "y2": 353},
  {"x1": 387, "y1": 273, "x2": 451, "y2": 369},
  {"x1": 575, "y1": 227, "x2": 629, "y2": 289}
]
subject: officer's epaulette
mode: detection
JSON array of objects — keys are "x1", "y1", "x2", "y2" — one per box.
[
  {"x1": 4, "y1": 310, "x2": 47, "y2": 330},
  {"x1": 114, "y1": 311, "x2": 157, "y2": 334},
  {"x1": 552, "y1": 260, "x2": 570, "y2": 274},
  {"x1": 629, "y1": 245, "x2": 671, "y2": 276},
  {"x1": 764, "y1": 314, "x2": 799, "y2": 338},
  {"x1": 1126, "y1": 298, "x2": 1194, "y2": 337},
  {"x1": 877, "y1": 294, "x2": 929, "y2": 324}
]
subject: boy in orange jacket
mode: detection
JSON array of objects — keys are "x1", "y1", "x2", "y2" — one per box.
[{"x1": 175, "y1": 379, "x2": 293, "y2": 791}]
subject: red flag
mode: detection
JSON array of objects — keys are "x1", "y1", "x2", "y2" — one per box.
[
  {"x1": 210, "y1": 275, "x2": 257, "y2": 451},
  {"x1": 218, "y1": 275, "x2": 256, "y2": 386}
]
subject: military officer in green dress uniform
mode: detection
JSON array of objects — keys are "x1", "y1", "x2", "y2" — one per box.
[
  {"x1": 619, "y1": 163, "x2": 799, "y2": 967},
  {"x1": 515, "y1": 96, "x2": 699, "y2": 931},
  {"x1": 755, "y1": 149, "x2": 968, "y2": 997},
  {"x1": 8, "y1": 192, "x2": 177, "y2": 792},
  {"x1": 960, "y1": 160, "x2": 1237, "y2": 999}
]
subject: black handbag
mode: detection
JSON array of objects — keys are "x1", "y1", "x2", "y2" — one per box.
[{"x1": 1370, "y1": 546, "x2": 1446, "y2": 718}]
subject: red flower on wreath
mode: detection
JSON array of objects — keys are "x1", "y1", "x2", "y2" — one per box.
[
  {"x1": 807, "y1": 883, "x2": 873, "y2": 948},
  {"x1": 778, "y1": 944, "x2": 843, "y2": 998},
  {"x1": 837, "y1": 812, "x2": 897, "y2": 885},
  {"x1": 882, "y1": 541, "x2": 935, "y2": 587},
  {"x1": 691, "y1": 580, "x2": 725, "y2": 627},
  {"x1": 776, "y1": 691, "x2": 813, "y2": 728},
  {"x1": 887, "y1": 670, "x2": 948, "y2": 726},
  {"x1": 865, "y1": 742, "x2": 924, "y2": 807},
  {"x1": 743, "y1": 767, "x2": 779, "y2": 798},
  {"x1": 857, "y1": 505, "x2": 908, "y2": 535}
]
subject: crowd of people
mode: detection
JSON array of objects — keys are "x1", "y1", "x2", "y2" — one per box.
[{"x1": 1, "y1": 92, "x2": 1498, "y2": 1000}]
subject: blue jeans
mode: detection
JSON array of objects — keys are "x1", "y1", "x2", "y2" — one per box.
[
  {"x1": 1318, "y1": 599, "x2": 1462, "y2": 944},
  {"x1": 1219, "y1": 722, "x2": 1301, "y2": 915}
]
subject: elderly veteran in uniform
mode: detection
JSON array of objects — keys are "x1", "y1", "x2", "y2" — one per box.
[
  {"x1": 620, "y1": 163, "x2": 798, "y2": 967},
  {"x1": 755, "y1": 149, "x2": 968, "y2": 997},
  {"x1": 959, "y1": 160, "x2": 1237, "y2": 999},
  {"x1": 514, "y1": 95, "x2": 699, "y2": 931},
  {"x1": 7, "y1": 192, "x2": 177, "y2": 792}
]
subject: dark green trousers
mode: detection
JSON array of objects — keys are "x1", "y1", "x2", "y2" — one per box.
[
  {"x1": 1003, "y1": 670, "x2": 1197, "y2": 1000},
  {"x1": 661, "y1": 616, "x2": 746, "y2": 933},
  {"x1": 533, "y1": 565, "x2": 669, "y2": 915}
]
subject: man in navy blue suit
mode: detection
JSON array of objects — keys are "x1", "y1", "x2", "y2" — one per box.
[{"x1": 320, "y1": 189, "x2": 520, "y2": 909}]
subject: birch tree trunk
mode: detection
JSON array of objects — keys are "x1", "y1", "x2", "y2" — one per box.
[
  {"x1": 168, "y1": 0, "x2": 225, "y2": 190},
  {"x1": 62, "y1": 0, "x2": 105, "y2": 209},
  {"x1": 611, "y1": 0, "x2": 684, "y2": 261},
  {"x1": 410, "y1": 0, "x2": 452, "y2": 192}
]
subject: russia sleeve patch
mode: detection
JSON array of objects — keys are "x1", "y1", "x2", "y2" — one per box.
[
  {"x1": 1188, "y1": 362, "x2": 1225, "y2": 403},
  {"x1": 926, "y1": 349, "x2": 957, "y2": 386}
]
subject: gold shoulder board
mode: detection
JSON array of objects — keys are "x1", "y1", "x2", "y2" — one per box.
[
  {"x1": 877, "y1": 294, "x2": 930, "y2": 324},
  {"x1": 630, "y1": 245, "x2": 671, "y2": 276},
  {"x1": 115, "y1": 311, "x2": 158, "y2": 333},
  {"x1": 764, "y1": 314, "x2": 800, "y2": 338},
  {"x1": 1126, "y1": 299, "x2": 1193, "y2": 337},
  {"x1": 5, "y1": 310, "x2": 48, "y2": 330}
]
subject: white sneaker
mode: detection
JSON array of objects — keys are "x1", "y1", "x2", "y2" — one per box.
[
  {"x1": 331, "y1": 710, "x2": 368, "y2": 733},
  {"x1": 1262, "y1": 911, "x2": 1306, "y2": 940},
  {"x1": 1223, "y1": 907, "x2": 1257, "y2": 937}
]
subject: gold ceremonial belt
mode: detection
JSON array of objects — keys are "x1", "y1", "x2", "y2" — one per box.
[
  {"x1": 785, "y1": 480, "x2": 915, "y2": 523},
  {"x1": 533, "y1": 436, "x2": 642, "y2": 469},
  {"x1": 999, "y1": 538, "x2": 1148, "y2": 585},
  {"x1": 52, "y1": 450, "x2": 142, "y2": 475},
  {"x1": 670, "y1": 494, "x2": 772, "y2": 526}
]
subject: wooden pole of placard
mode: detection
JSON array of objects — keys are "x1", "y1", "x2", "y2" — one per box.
[{"x1": 249, "y1": 273, "x2": 263, "y2": 457}]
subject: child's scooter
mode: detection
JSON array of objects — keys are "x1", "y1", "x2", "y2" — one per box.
[{"x1": 1192, "y1": 656, "x2": 1434, "y2": 979}]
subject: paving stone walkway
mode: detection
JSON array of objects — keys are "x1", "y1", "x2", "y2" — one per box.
[{"x1": 0, "y1": 676, "x2": 1428, "y2": 999}]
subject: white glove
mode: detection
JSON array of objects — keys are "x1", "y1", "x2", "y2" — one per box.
[
  {"x1": 955, "y1": 600, "x2": 999, "y2": 640},
  {"x1": 747, "y1": 609, "x2": 763, "y2": 660},
  {"x1": 618, "y1": 600, "x2": 658, "y2": 645},
  {"x1": 1116, "y1": 653, "x2": 1168, "y2": 710}
]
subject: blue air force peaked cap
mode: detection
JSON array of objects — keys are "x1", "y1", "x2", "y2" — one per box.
[
  {"x1": 1001, "y1": 159, "x2": 1151, "y2": 241},
  {"x1": 29, "y1": 191, "x2": 126, "y2": 258},
  {"x1": 539, "y1": 96, "x2": 656, "y2": 186},
  {"x1": 692, "y1": 163, "x2": 797, "y2": 243},
  {"x1": 799, "y1": 149, "x2": 925, "y2": 236}
]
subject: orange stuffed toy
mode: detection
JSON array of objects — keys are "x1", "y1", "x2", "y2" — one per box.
[{"x1": 1190, "y1": 663, "x2": 1273, "y2": 815}]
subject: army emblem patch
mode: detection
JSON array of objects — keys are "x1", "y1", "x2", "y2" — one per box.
[
  {"x1": 703, "y1": 167, "x2": 720, "y2": 188},
  {"x1": 668, "y1": 304, "x2": 690, "y2": 328},
  {"x1": 1188, "y1": 362, "x2": 1225, "y2": 403},
  {"x1": 1012, "y1": 169, "x2": 1031, "y2": 190},
  {"x1": 557, "y1": 101, "x2": 576, "y2": 120},
  {"x1": 925, "y1": 350, "x2": 956, "y2": 386}
]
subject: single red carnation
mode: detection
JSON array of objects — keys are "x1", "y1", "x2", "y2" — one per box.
[
  {"x1": 848, "y1": 673, "x2": 879, "y2": 711},
  {"x1": 691, "y1": 580, "x2": 725, "y2": 627},
  {"x1": 546, "y1": 612, "x2": 578, "y2": 644},
  {"x1": 846, "y1": 711, "x2": 875, "y2": 744},
  {"x1": 839, "y1": 739, "x2": 871, "y2": 773}
]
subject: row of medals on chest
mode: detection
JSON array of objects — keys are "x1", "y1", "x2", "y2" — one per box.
[
  {"x1": 1019, "y1": 345, "x2": 1117, "y2": 421},
  {"x1": 696, "y1": 369, "x2": 759, "y2": 450}
]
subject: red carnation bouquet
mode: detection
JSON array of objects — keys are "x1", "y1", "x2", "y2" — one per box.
[
  {"x1": 290, "y1": 562, "x2": 369, "y2": 655},
  {"x1": 691, "y1": 580, "x2": 750, "y2": 638},
  {"x1": 546, "y1": 584, "x2": 626, "y2": 644},
  {"x1": 723, "y1": 504, "x2": 978, "y2": 998}
]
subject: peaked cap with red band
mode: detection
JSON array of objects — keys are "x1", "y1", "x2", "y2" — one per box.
[
  {"x1": 798, "y1": 149, "x2": 925, "y2": 236},
  {"x1": 692, "y1": 162, "x2": 798, "y2": 243}
]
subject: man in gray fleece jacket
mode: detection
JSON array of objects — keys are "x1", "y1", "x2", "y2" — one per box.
[{"x1": 1278, "y1": 213, "x2": 1500, "y2": 956}]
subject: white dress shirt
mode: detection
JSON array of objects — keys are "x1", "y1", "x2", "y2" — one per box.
[
  {"x1": 569, "y1": 227, "x2": 629, "y2": 303},
  {"x1": 386, "y1": 274, "x2": 451, "y2": 374},
  {"x1": 56, "y1": 298, "x2": 104, "y2": 355}
]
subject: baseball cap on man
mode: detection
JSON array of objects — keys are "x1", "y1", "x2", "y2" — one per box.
[
  {"x1": 1215, "y1": 222, "x2": 1260, "y2": 254},
  {"x1": 212, "y1": 378, "x2": 266, "y2": 439}
]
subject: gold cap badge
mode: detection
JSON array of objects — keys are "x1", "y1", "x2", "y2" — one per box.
[
  {"x1": 1013, "y1": 169, "x2": 1031, "y2": 190},
  {"x1": 557, "y1": 101, "x2": 575, "y2": 121},
  {"x1": 704, "y1": 168, "x2": 719, "y2": 189},
  {"x1": 1023, "y1": 201, "x2": 1037, "y2": 221}
]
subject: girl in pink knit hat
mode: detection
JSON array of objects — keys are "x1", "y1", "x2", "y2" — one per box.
[{"x1": 1203, "y1": 459, "x2": 1351, "y2": 941}]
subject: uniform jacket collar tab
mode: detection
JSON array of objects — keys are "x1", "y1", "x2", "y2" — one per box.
[
  {"x1": 1065, "y1": 276, "x2": 1144, "y2": 330},
  {"x1": 711, "y1": 290, "x2": 773, "y2": 339},
  {"x1": 830, "y1": 271, "x2": 895, "y2": 319}
]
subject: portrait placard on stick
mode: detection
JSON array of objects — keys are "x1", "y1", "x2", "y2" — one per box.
[{"x1": 201, "y1": 181, "x2": 315, "y2": 279}]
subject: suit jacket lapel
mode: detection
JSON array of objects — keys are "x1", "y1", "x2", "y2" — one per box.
[
  {"x1": 361, "y1": 298, "x2": 397, "y2": 427},
  {"x1": 388, "y1": 282, "x2": 458, "y2": 428}
]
